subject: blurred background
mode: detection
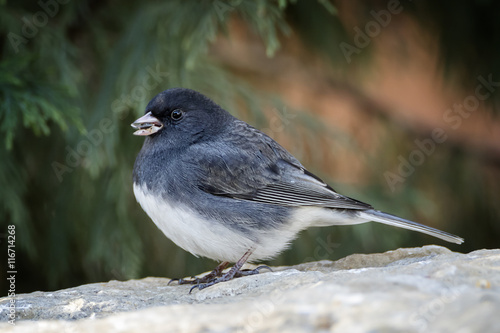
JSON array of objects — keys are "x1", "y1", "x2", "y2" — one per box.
[{"x1": 1, "y1": 0, "x2": 499, "y2": 295}]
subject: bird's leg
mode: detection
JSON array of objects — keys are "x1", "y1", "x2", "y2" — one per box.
[
  {"x1": 189, "y1": 249, "x2": 272, "y2": 293},
  {"x1": 168, "y1": 261, "x2": 229, "y2": 285}
]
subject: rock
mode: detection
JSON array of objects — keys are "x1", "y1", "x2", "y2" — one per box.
[{"x1": 1, "y1": 245, "x2": 499, "y2": 332}]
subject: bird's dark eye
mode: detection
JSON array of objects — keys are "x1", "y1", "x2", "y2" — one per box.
[{"x1": 170, "y1": 109, "x2": 184, "y2": 120}]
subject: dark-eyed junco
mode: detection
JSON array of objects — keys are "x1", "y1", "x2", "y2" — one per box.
[{"x1": 131, "y1": 88, "x2": 463, "y2": 291}]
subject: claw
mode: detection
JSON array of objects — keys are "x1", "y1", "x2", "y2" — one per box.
[
  {"x1": 235, "y1": 265, "x2": 273, "y2": 278},
  {"x1": 189, "y1": 279, "x2": 218, "y2": 293},
  {"x1": 189, "y1": 285, "x2": 199, "y2": 294},
  {"x1": 167, "y1": 278, "x2": 179, "y2": 286},
  {"x1": 257, "y1": 265, "x2": 273, "y2": 272}
]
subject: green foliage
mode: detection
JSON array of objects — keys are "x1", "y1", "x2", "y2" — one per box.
[{"x1": 0, "y1": 57, "x2": 83, "y2": 149}]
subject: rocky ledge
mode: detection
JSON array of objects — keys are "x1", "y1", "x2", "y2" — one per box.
[{"x1": 0, "y1": 245, "x2": 499, "y2": 332}]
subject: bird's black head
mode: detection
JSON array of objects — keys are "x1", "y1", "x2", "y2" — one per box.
[{"x1": 131, "y1": 88, "x2": 233, "y2": 148}]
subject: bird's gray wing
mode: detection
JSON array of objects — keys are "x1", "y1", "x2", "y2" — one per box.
[{"x1": 188, "y1": 120, "x2": 372, "y2": 210}]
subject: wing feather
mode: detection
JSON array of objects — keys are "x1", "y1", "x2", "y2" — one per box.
[
  {"x1": 230, "y1": 182, "x2": 371, "y2": 210},
  {"x1": 189, "y1": 120, "x2": 372, "y2": 211}
]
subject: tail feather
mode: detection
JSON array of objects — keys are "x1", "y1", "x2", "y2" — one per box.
[{"x1": 358, "y1": 209, "x2": 464, "y2": 245}]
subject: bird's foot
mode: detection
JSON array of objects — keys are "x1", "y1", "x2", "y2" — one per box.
[
  {"x1": 168, "y1": 261, "x2": 229, "y2": 286},
  {"x1": 234, "y1": 265, "x2": 273, "y2": 278},
  {"x1": 189, "y1": 265, "x2": 272, "y2": 293},
  {"x1": 169, "y1": 249, "x2": 272, "y2": 293}
]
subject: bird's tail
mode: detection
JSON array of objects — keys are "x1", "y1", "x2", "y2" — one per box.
[{"x1": 358, "y1": 209, "x2": 464, "y2": 244}]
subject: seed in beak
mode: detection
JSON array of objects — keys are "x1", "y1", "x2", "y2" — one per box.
[{"x1": 131, "y1": 112, "x2": 163, "y2": 136}]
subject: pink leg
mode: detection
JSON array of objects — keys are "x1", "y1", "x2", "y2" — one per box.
[{"x1": 189, "y1": 249, "x2": 272, "y2": 293}]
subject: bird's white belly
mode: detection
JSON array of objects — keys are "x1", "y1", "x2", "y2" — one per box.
[{"x1": 133, "y1": 183, "x2": 263, "y2": 262}]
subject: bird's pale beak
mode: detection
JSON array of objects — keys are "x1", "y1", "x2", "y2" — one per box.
[{"x1": 131, "y1": 112, "x2": 163, "y2": 136}]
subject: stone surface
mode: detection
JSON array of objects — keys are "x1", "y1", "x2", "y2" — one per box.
[{"x1": 1, "y1": 245, "x2": 499, "y2": 332}]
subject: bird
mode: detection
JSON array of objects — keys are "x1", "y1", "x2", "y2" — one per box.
[{"x1": 131, "y1": 88, "x2": 464, "y2": 292}]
